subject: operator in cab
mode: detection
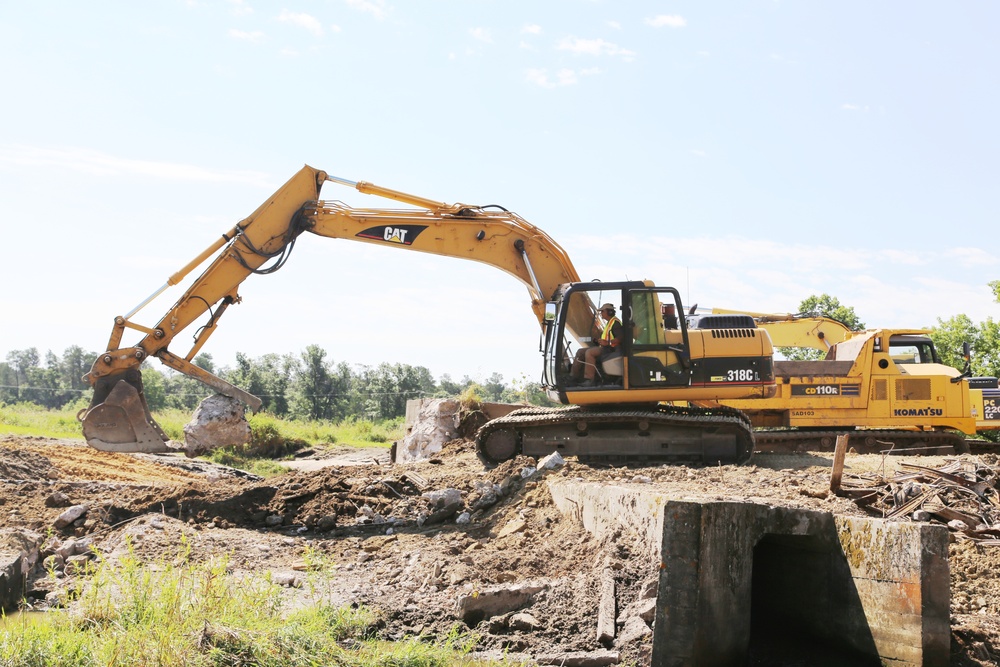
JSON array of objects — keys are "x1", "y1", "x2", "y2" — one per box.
[{"x1": 571, "y1": 303, "x2": 623, "y2": 387}]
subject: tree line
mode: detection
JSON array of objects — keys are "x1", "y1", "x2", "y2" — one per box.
[
  {"x1": 0, "y1": 344, "x2": 552, "y2": 422},
  {"x1": 4, "y1": 289, "x2": 997, "y2": 422}
]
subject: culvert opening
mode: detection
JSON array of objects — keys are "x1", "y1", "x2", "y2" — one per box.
[{"x1": 747, "y1": 533, "x2": 879, "y2": 666}]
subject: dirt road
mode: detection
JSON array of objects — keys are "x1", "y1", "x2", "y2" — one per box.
[{"x1": 1, "y1": 433, "x2": 999, "y2": 665}]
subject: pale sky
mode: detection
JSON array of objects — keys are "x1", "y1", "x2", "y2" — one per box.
[{"x1": 1, "y1": 1, "x2": 997, "y2": 385}]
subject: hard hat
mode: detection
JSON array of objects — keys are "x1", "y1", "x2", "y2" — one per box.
[{"x1": 600, "y1": 303, "x2": 615, "y2": 312}]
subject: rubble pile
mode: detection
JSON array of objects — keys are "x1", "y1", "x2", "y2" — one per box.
[{"x1": 840, "y1": 455, "x2": 1000, "y2": 545}]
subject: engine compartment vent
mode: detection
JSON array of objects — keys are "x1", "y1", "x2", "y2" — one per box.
[{"x1": 688, "y1": 314, "x2": 758, "y2": 330}]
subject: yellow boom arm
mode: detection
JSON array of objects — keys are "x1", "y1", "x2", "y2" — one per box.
[
  {"x1": 81, "y1": 165, "x2": 581, "y2": 451},
  {"x1": 705, "y1": 308, "x2": 857, "y2": 352}
]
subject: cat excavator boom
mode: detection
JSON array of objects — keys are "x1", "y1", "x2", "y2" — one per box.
[{"x1": 80, "y1": 165, "x2": 776, "y2": 464}]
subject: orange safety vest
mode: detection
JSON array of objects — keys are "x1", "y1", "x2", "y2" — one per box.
[{"x1": 601, "y1": 317, "x2": 622, "y2": 347}]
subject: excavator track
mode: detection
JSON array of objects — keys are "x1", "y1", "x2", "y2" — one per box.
[
  {"x1": 754, "y1": 429, "x2": 969, "y2": 455},
  {"x1": 475, "y1": 404, "x2": 755, "y2": 466}
]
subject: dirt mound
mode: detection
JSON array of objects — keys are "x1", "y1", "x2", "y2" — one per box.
[{"x1": 2, "y1": 434, "x2": 1000, "y2": 664}]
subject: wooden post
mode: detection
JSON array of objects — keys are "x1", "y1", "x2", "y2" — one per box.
[{"x1": 830, "y1": 434, "x2": 849, "y2": 492}]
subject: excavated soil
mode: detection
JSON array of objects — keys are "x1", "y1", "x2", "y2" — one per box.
[{"x1": 2, "y1": 433, "x2": 1000, "y2": 665}]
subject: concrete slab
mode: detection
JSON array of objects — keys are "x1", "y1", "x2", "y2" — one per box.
[
  {"x1": 548, "y1": 480, "x2": 949, "y2": 667},
  {"x1": 0, "y1": 529, "x2": 42, "y2": 613}
]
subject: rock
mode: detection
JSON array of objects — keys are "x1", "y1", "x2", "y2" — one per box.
[
  {"x1": 509, "y1": 612, "x2": 541, "y2": 631},
  {"x1": 182, "y1": 394, "x2": 251, "y2": 458},
  {"x1": 54, "y1": 540, "x2": 76, "y2": 560},
  {"x1": 396, "y1": 399, "x2": 461, "y2": 462},
  {"x1": 264, "y1": 515, "x2": 283, "y2": 527},
  {"x1": 455, "y1": 512, "x2": 471, "y2": 525},
  {"x1": 616, "y1": 616, "x2": 652, "y2": 645},
  {"x1": 44, "y1": 491, "x2": 72, "y2": 508},
  {"x1": 54, "y1": 505, "x2": 88, "y2": 530},
  {"x1": 538, "y1": 452, "x2": 566, "y2": 471},
  {"x1": 271, "y1": 572, "x2": 302, "y2": 588},
  {"x1": 636, "y1": 597, "x2": 656, "y2": 624},
  {"x1": 64, "y1": 553, "x2": 93, "y2": 576},
  {"x1": 423, "y1": 488, "x2": 462, "y2": 511},
  {"x1": 471, "y1": 481, "x2": 502, "y2": 510},
  {"x1": 43, "y1": 554, "x2": 64, "y2": 572},
  {"x1": 534, "y1": 650, "x2": 620, "y2": 666},
  {"x1": 496, "y1": 518, "x2": 527, "y2": 538},
  {"x1": 456, "y1": 582, "x2": 547, "y2": 626},
  {"x1": 0, "y1": 529, "x2": 42, "y2": 612},
  {"x1": 317, "y1": 515, "x2": 337, "y2": 531}
]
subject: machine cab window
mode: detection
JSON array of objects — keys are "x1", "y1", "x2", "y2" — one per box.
[{"x1": 544, "y1": 282, "x2": 691, "y2": 392}]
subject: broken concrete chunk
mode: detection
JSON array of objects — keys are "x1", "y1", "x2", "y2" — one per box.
[
  {"x1": 64, "y1": 553, "x2": 94, "y2": 576},
  {"x1": 422, "y1": 488, "x2": 462, "y2": 510},
  {"x1": 270, "y1": 572, "x2": 303, "y2": 588},
  {"x1": 538, "y1": 451, "x2": 566, "y2": 471},
  {"x1": 54, "y1": 505, "x2": 88, "y2": 529},
  {"x1": 509, "y1": 611, "x2": 542, "y2": 631},
  {"x1": 182, "y1": 394, "x2": 251, "y2": 458},
  {"x1": 396, "y1": 399, "x2": 461, "y2": 463},
  {"x1": 496, "y1": 518, "x2": 527, "y2": 538},
  {"x1": 44, "y1": 491, "x2": 72, "y2": 508},
  {"x1": 456, "y1": 582, "x2": 547, "y2": 626},
  {"x1": 636, "y1": 597, "x2": 656, "y2": 624},
  {"x1": 615, "y1": 616, "x2": 653, "y2": 645},
  {"x1": 534, "y1": 650, "x2": 620, "y2": 667}
]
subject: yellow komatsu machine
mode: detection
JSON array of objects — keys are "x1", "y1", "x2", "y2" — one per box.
[
  {"x1": 79, "y1": 166, "x2": 777, "y2": 465},
  {"x1": 688, "y1": 309, "x2": 1000, "y2": 453}
]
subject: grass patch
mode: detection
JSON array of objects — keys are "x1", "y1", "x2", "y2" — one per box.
[
  {"x1": 0, "y1": 403, "x2": 404, "y2": 450},
  {"x1": 0, "y1": 402, "x2": 86, "y2": 438},
  {"x1": 0, "y1": 545, "x2": 494, "y2": 667}
]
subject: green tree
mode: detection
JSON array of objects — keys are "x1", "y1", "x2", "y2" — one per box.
[
  {"x1": 141, "y1": 366, "x2": 168, "y2": 411},
  {"x1": 161, "y1": 366, "x2": 212, "y2": 411},
  {"x1": 0, "y1": 361, "x2": 16, "y2": 404},
  {"x1": 225, "y1": 352, "x2": 298, "y2": 416},
  {"x1": 289, "y1": 345, "x2": 336, "y2": 420},
  {"x1": 57, "y1": 345, "x2": 96, "y2": 398},
  {"x1": 357, "y1": 363, "x2": 433, "y2": 420},
  {"x1": 930, "y1": 314, "x2": 1000, "y2": 378},
  {"x1": 482, "y1": 372, "x2": 506, "y2": 402},
  {"x1": 437, "y1": 373, "x2": 463, "y2": 396},
  {"x1": 795, "y1": 294, "x2": 865, "y2": 330},
  {"x1": 779, "y1": 294, "x2": 865, "y2": 361},
  {"x1": 194, "y1": 353, "x2": 216, "y2": 375},
  {"x1": 5, "y1": 348, "x2": 41, "y2": 403}
]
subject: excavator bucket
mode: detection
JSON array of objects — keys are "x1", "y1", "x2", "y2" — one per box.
[{"x1": 80, "y1": 374, "x2": 172, "y2": 453}]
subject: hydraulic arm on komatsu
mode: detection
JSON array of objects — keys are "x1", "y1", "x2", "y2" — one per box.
[{"x1": 80, "y1": 165, "x2": 776, "y2": 464}]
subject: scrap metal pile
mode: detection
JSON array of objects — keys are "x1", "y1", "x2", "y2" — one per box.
[{"x1": 838, "y1": 455, "x2": 1000, "y2": 545}]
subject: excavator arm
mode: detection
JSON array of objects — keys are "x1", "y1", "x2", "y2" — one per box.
[{"x1": 81, "y1": 165, "x2": 582, "y2": 452}]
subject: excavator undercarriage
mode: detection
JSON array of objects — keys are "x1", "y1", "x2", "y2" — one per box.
[{"x1": 476, "y1": 404, "x2": 755, "y2": 465}]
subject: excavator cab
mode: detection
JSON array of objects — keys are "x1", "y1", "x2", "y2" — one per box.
[
  {"x1": 542, "y1": 280, "x2": 773, "y2": 407},
  {"x1": 544, "y1": 281, "x2": 696, "y2": 396}
]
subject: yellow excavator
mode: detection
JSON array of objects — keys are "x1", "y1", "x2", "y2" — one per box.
[
  {"x1": 79, "y1": 165, "x2": 776, "y2": 465},
  {"x1": 687, "y1": 309, "x2": 1000, "y2": 452}
]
